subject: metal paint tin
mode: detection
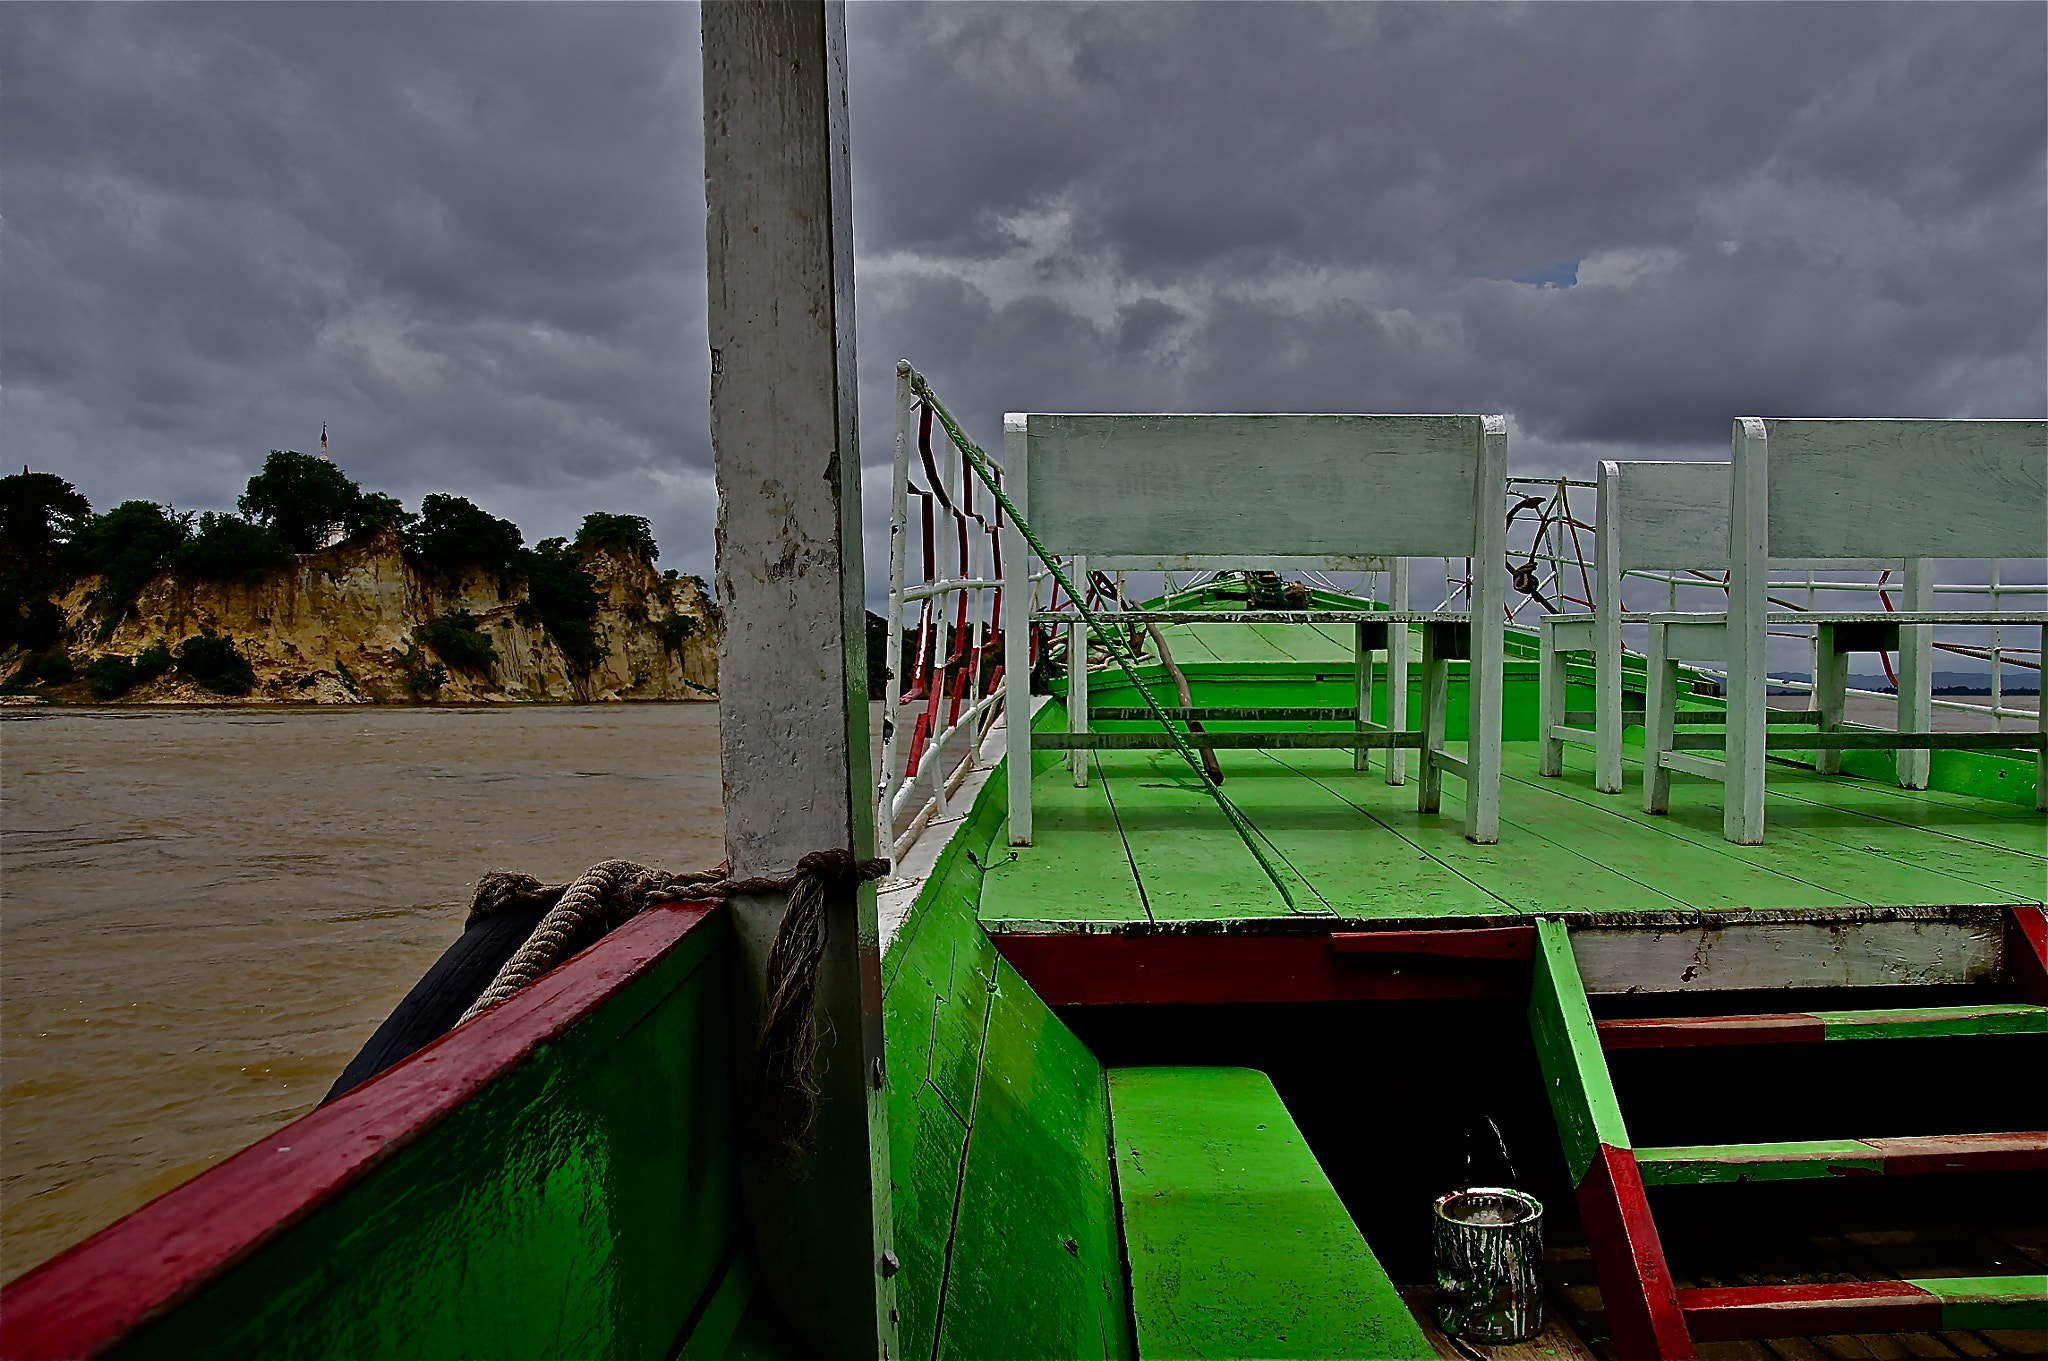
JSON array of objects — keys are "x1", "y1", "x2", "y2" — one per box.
[{"x1": 1432, "y1": 1186, "x2": 1544, "y2": 1342}]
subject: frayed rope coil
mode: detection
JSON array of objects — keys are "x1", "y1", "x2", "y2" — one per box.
[{"x1": 457, "y1": 850, "x2": 887, "y2": 1158}]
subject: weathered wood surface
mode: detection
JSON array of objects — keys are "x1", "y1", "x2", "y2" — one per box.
[
  {"x1": 1678, "y1": 1276, "x2": 2048, "y2": 1341},
  {"x1": 1670, "y1": 730, "x2": 2047, "y2": 750},
  {"x1": 1108, "y1": 1066, "x2": 1434, "y2": 1359},
  {"x1": 1761, "y1": 418, "x2": 2048, "y2": 559},
  {"x1": 1032, "y1": 609, "x2": 1456, "y2": 623},
  {"x1": 1635, "y1": 1131, "x2": 2048, "y2": 1185},
  {"x1": 702, "y1": 4, "x2": 894, "y2": 1353},
  {"x1": 1606, "y1": 459, "x2": 1733, "y2": 571},
  {"x1": 1019, "y1": 413, "x2": 1495, "y2": 560},
  {"x1": 1571, "y1": 916, "x2": 2006, "y2": 994},
  {"x1": 1089, "y1": 705, "x2": 1360, "y2": 721}
]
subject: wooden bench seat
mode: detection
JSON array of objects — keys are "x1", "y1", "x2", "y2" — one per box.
[{"x1": 1108, "y1": 1066, "x2": 1434, "y2": 1360}]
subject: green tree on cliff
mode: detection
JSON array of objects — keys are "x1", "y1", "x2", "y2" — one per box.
[
  {"x1": 239, "y1": 450, "x2": 367, "y2": 552},
  {"x1": 573, "y1": 512, "x2": 659, "y2": 563},
  {"x1": 403, "y1": 494, "x2": 525, "y2": 583},
  {"x1": 0, "y1": 470, "x2": 91, "y2": 651}
]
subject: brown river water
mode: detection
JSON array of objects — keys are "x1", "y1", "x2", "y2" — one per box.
[{"x1": 1, "y1": 704, "x2": 731, "y2": 1283}]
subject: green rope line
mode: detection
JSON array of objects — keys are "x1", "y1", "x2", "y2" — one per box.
[{"x1": 905, "y1": 368, "x2": 1302, "y2": 912}]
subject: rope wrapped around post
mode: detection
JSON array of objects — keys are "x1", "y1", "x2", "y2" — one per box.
[{"x1": 457, "y1": 850, "x2": 887, "y2": 1157}]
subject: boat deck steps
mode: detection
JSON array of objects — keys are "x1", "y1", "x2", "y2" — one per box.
[
  {"x1": 1633, "y1": 1130, "x2": 2048, "y2": 1185},
  {"x1": 1676, "y1": 1275, "x2": 2048, "y2": 1342},
  {"x1": 1596, "y1": 1003, "x2": 2048, "y2": 1048}
]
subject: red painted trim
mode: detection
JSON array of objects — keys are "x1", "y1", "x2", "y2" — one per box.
[
  {"x1": 0, "y1": 902, "x2": 720, "y2": 1361},
  {"x1": 1597, "y1": 1014, "x2": 1825, "y2": 1049},
  {"x1": 1678, "y1": 1281, "x2": 1940, "y2": 1342},
  {"x1": 1328, "y1": 924, "x2": 1535, "y2": 959},
  {"x1": 1870, "y1": 1130, "x2": 2048, "y2": 1175},
  {"x1": 2009, "y1": 905, "x2": 2048, "y2": 1007},
  {"x1": 1575, "y1": 1143, "x2": 1696, "y2": 1361},
  {"x1": 991, "y1": 931, "x2": 1526, "y2": 1006}
]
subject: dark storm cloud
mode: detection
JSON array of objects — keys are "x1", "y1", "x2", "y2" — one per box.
[
  {"x1": 3, "y1": 3, "x2": 712, "y2": 568},
  {"x1": 4, "y1": 3, "x2": 2042, "y2": 585},
  {"x1": 847, "y1": 2, "x2": 2046, "y2": 472}
]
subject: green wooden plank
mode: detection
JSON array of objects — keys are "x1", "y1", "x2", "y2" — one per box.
[
  {"x1": 1755, "y1": 765, "x2": 2048, "y2": 858},
  {"x1": 1268, "y1": 748, "x2": 1703, "y2": 916},
  {"x1": 1818, "y1": 1003, "x2": 2048, "y2": 1041},
  {"x1": 1917, "y1": 1275, "x2": 2048, "y2": 1331},
  {"x1": 1635, "y1": 1139, "x2": 1885, "y2": 1185},
  {"x1": 1529, "y1": 919, "x2": 1630, "y2": 1186},
  {"x1": 938, "y1": 959, "x2": 1133, "y2": 1361},
  {"x1": 978, "y1": 755, "x2": 1155, "y2": 925},
  {"x1": 1499, "y1": 748, "x2": 2043, "y2": 907},
  {"x1": 1108, "y1": 1067, "x2": 1433, "y2": 1361}
]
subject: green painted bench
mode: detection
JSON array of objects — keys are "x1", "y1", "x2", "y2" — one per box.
[{"x1": 1108, "y1": 1066, "x2": 1435, "y2": 1360}]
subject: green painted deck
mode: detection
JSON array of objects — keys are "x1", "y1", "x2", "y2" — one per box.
[{"x1": 982, "y1": 614, "x2": 2046, "y2": 929}]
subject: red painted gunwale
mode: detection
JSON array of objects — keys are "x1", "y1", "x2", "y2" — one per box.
[
  {"x1": 1677, "y1": 1281, "x2": 1941, "y2": 1341},
  {"x1": 0, "y1": 901, "x2": 720, "y2": 1361},
  {"x1": 991, "y1": 929, "x2": 1529, "y2": 1006}
]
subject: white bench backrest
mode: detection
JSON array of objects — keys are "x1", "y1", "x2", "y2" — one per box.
[
  {"x1": 1008, "y1": 412, "x2": 1506, "y2": 568},
  {"x1": 1753, "y1": 418, "x2": 2048, "y2": 560},
  {"x1": 1599, "y1": 460, "x2": 1730, "y2": 573}
]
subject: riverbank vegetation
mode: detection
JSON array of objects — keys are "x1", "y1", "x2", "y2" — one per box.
[{"x1": 0, "y1": 457, "x2": 715, "y2": 703}]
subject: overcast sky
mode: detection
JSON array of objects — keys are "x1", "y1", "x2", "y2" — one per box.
[{"x1": 4, "y1": 2, "x2": 2043, "y2": 589}]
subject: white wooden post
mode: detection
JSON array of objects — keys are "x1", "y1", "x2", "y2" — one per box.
[
  {"x1": 1386, "y1": 557, "x2": 1410, "y2": 786},
  {"x1": 1724, "y1": 418, "x2": 1770, "y2": 843},
  {"x1": 1068, "y1": 554, "x2": 1089, "y2": 786},
  {"x1": 1897, "y1": 559, "x2": 1933, "y2": 789},
  {"x1": 1594, "y1": 460, "x2": 1626, "y2": 794},
  {"x1": 1417, "y1": 623, "x2": 1448, "y2": 815},
  {"x1": 1464, "y1": 416, "x2": 1508, "y2": 843},
  {"x1": 1642, "y1": 624, "x2": 1676, "y2": 815},
  {"x1": 1354, "y1": 617, "x2": 1376, "y2": 772},
  {"x1": 1538, "y1": 614, "x2": 1565, "y2": 777},
  {"x1": 1002, "y1": 414, "x2": 1033, "y2": 845},
  {"x1": 701, "y1": 6, "x2": 896, "y2": 1355},
  {"x1": 1814, "y1": 622, "x2": 1847, "y2": 776}
]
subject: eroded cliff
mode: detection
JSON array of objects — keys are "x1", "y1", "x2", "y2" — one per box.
[{"x1": 32, "y1": 529, "x2": 718, "y2": 703}]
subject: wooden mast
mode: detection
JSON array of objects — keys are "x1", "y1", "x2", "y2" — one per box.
[{"x1": 702, "y1": 5, "x2": 897, "y2": 1357}]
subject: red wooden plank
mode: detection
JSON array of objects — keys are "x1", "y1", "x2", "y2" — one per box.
[
  {"x1": 0, "y1": 902, "x2": 720, "y2": 1361},
  {"x1": 1871, "y1": 1130, "x2": 2048, "y2": 1175},
  {"x1": 2010, "y1": 904, "x2": 2048, "y2": 1006},
  {"x1": 1597, "y1": 1014, "x2": 1826, "y2": 1049},
  {"x1": 990, "y1": 931, "x2": 1526, "y2": 1006},
  {"x1": 1575, "y1": 1143, "x2": 1696, "y2": 1361},
  {"x1": 1678, "y1": 1281, "x2": 1941, "y2": 1342},
  {"x1": 1328, "y1": 924, "x2": 1536, "y2": 959}
]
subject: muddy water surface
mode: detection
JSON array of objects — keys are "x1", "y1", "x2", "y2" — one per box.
[{"x1": 1, "y1": 704, "x2": 728, "y2": 1282}]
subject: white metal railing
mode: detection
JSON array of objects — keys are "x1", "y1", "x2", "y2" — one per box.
[{"x1": 878, "y1": 363, "x2": 1034, "y2": 862}]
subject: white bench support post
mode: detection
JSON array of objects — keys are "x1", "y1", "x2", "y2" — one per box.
[
  {"x1": 1643, "y1": 624, "x2": 1677, "y2": 815},
  {"x1": 1067, "y1": 555, "x2": 1088, "y2": 788},
  {"x1": 1353, "y1": 619, "x2": 1375, "y2": 772},
  {"x1": 1538, "y1": 615, "x2": 1566, "y2": 778},
  {"x1": 1386, "y1": 558, "x2": 1410, "y2": 786},
  {"x1": 1897, "y1": 559, "x2": 1933, "y2": 789},
  {"x1": 1464, "y1": 416, "x2": 1509, "y2": 843},
  {"x1": 1417, "y1": 622, "x2": 1450, "y2": 816},
  {"x1": 1002, "y1": 415, "x2": 1033, "y2": 845},
  {"x1": 1594, "y1": 480, "x2": 1627, "y2": 794},
  {"x1": 1813, "y1": 622, "x2": 1848, "y2": 776},
  {"x1": 1724, "y1": 419, "x2": 1771, "y2": 845}
]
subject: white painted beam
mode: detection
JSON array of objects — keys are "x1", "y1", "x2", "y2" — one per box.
[{"x1": 701, "y1": 5, "x2": 896, "y2": 1354}]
